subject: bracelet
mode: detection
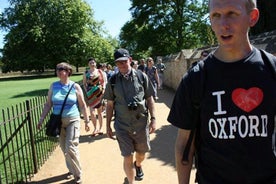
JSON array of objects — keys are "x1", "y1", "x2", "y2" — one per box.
[{"x1": 150, "y1": 117, "x2": 156, "y2": 121}]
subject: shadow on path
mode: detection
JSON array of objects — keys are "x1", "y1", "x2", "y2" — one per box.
[
  {"x1": 149, "y1": 124, "x2": 177, "y2": 167},
  {"x1": 28, "y1": 173, "x2": 74, "y2": 184},
  {"x1": 148, "y1": 86, "x2": 178, "y2": 167},
  {"x1": 155, "y1": 86, "x2": 175, "y2": 108},
  {"x1": 79, "y1": 133, "x2": 107, "y2": 144}
]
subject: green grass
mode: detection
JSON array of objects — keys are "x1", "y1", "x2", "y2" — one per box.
[
  {"x1": 0, "y1": 73, "x2": 85, "y2": 183},
  {"x1": 0, "y1": 74, "x2": 83, "y2": 110}
]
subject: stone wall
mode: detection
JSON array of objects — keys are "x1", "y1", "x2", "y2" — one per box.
[{"x1": 162, "y1": 30, "x2": 276, "y2": 91}]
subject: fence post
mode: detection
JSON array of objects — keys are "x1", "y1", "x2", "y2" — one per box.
[{"x1": 26, "y1": 100, "x2": 38, "y2": 173}]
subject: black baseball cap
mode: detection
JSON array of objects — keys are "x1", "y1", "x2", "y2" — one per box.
[{"x1": 114, "y1": 48, "x2": 130, "y2": 62}]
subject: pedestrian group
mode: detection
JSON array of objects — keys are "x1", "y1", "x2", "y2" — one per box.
[{"x1": 37, "y1": 0, "x2": 276, "y2": 183}]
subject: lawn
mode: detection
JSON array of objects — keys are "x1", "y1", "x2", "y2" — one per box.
[{"x1": 0, "y1": 74, "x2": 83, "y2": 110}]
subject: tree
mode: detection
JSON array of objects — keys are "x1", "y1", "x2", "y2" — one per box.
[
  {"x1": 119, "y1": 0, "x2": 213, "y2": 58},
  {"x1": 0, "y1": 0, "x2": 116, "y2": 73},
  {"x1": 251, "y1": 1, "x2": 276, "y2": 35}
]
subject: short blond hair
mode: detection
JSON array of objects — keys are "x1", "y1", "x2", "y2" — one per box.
[
  {"x1": 56, "y1": 62, "x2": 73, "y2": 76},
  {"x1": 245, "y1": 0, "x2": 257, "y2": 13},
  {"x1": 208, "y1": 0, "x2": 257, "y2": 13}
]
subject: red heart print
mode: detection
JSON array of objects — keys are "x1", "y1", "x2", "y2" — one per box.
[{"x1": 232, "y1": 87, "x2": 263, "y2": 112}]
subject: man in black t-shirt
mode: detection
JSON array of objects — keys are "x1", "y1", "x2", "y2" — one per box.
[{"x1": 168, "y1": 0, "x2": 276, "y2": 183}]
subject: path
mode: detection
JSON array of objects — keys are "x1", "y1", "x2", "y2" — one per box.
[{"x1": 30, "y1": 88, "x2": 196, "y2": 184}]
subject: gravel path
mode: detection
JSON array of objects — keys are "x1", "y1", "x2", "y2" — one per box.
[{"x1": 30, "y1": 88, "x2": 196, "y2": 184}]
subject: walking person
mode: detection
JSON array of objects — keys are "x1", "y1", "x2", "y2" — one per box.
[
  {"x1": 168, "y1": 0, "x2": 276, "y2": 183},
  {"x1": 106, "y1": 64, "x2": 115, "y2": 81},
  {"x1": 145, "y1": 57, "x2": 160, "y2": 100},
  {"x1": 156, "y1": 58, "x2": 166, "y2": 89},
  {"x1": 83, "y1": 58, "x2": 106, "y2": 136},
  {"x1": 137, "y1": 58, "x2": 146, "y2": 72},
  {"x1": 104, "y1": 48, "x2": 157, "y2": 184},
  {"x1": 131, "y1": 60, "x2": 139, "y2": 70},
  {"x1": 37, "y1": 62, "x2": 91, "y2": 184}
]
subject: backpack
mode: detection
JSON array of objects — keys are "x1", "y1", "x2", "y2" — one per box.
[{"x1": 182, "y1": 49, "x2": 276, "y2": 163}]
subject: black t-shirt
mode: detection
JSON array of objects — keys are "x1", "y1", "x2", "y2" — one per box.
[{"x1": 168, "y1": 48, "x2": 276, "y2": 183}]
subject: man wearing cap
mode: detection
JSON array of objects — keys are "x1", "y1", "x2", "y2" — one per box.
[{"x1": 104, "y1": 48, "x2": 157, "y2": 184}]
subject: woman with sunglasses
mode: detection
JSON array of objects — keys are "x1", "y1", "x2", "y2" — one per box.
[{"x1": 38, "y1": 62, "x2": 90, "y2": 184}]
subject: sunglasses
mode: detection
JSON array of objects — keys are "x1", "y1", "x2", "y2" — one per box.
[{"x1": 56, "y1": 67, "x2": 67, "y2": 72}]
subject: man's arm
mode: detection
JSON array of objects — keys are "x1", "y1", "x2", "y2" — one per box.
[
  {"x1": 175, "y1": 128, "x2": 195, "y2": 184},
  {"x1": 146, "y1": 96, "x2": 156, "y2": 133},
  {"x1": 106, "y1": 100, "x2": 115, "y2": 139}
]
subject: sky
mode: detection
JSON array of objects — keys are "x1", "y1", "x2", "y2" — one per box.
[{"x1": 0, "y1": 0, "x2": 132, "y2": 49}]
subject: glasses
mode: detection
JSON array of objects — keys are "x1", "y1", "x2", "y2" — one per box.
[{"x1": 56, "y1": 67, "x2": 67, "y2": 72}]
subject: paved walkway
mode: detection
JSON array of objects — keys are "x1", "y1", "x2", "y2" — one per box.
[{"x1": 30, "y1": 88, "x2": 196, "y2": 184}]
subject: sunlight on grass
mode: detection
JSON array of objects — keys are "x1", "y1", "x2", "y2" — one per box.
[{"x1": 0, "y1": 74, "x2": 83, "y2": 110}]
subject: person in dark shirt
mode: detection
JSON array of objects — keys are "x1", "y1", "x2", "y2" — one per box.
[{"x1": 168, "y1": 0, "x2": 276, "y2": 183}]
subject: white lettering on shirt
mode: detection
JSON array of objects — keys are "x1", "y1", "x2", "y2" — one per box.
[
  {"x1": 213, "y1": 91, "x2": 227, "y2": 115},
  {"x1": 208, "y1": 115, "x2": 268, "y2": 139},
  {"x1": 208, "y1": 90, "x2": 268, "y2": 139}
]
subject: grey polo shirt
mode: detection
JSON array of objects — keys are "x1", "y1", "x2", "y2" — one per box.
[{"x1": 104, "y1": 69, "x2": 155, "y2": 133}]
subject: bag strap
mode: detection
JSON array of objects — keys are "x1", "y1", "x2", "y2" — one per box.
[
  {"x1": 182, "y1": 60, "x2": 205, "y2": 164},
  {"x1": 259, "y1": 49, "x2": 276, "y2": 79},
  {"x1": 259, "y1": 49, "x2": 276, "y2": 158},
  {"x1": 59, "y1": 82, "x2": 75, "y2": 115},
  {"x1": 110, "y1": 70, "x2": 145, "y2": 97}
]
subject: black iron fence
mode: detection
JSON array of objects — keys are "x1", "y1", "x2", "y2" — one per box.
[{"x1": 0, "y1": 96, "x2": 59, "y2": 183}]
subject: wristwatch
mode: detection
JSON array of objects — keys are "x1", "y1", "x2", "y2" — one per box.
[{"x1": 150, "y1": 117, "x2": 156, "y2": 121}]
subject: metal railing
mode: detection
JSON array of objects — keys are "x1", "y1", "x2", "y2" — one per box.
[{"x1": 0, "y1": 96, "x2": 59, "y2": 183}]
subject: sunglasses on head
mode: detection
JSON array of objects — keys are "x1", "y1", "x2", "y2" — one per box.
[{"x1": 56, "y1": 67, "x2": 67, "y2": 71}]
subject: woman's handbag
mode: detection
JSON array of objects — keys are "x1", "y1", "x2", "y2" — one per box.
[
  {"x1": 45, "y1": 83, "x2": 75, "y2": 137},
  {"x1": 45, "y1": 114, "x2": 62, "y2": 137}
]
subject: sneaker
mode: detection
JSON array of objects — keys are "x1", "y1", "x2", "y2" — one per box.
[
  {"x1": 66, "y1": 172, "x2": 73, "y2": 179},
  {"x1": 75, "y1": 176, "x2": 82, "y2": 184},
  {"x1": 134, "y1": 161, "x2": 144, "y2": 181}
]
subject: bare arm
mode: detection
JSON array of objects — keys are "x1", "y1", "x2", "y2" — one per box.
[
  {"x1": 154, "y1": 69, "x2": 160, "y2": 88},
  {"x1": 37, "y1": 84, "x2": 53, "y2": 129},
  {"x1": 146, "y1": 96, "x2": 156, "y2": 133},
  {"x1": 75, "y1": 83, "x2": 90, "y2": 132},
  {"x1": 82, "y1": 72, "x2": 87, "y2": 93},
  {"x1": 175, "y1": 129, "x2": 195, "y2": 184},
  {"x1": 106, "y1": 100, "x2": 115, "y2": 139}
]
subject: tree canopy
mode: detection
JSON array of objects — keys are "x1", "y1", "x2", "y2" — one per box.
[
  {"x1": 0, "y1": 0, "x2": 117, "y2": 73},
  {"x1": 119, "y1": 0, "x2": 214, "y2": 59}
]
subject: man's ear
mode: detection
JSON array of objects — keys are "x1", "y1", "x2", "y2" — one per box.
[{"x1": 249, "y1": 8, "x2": 259, "y2": 27}]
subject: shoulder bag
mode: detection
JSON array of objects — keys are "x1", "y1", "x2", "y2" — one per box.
[{"x1": 46, "y1": 83, "x2": 75, "y2": 137}]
